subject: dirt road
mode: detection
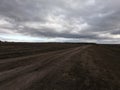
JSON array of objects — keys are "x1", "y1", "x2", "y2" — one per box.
[{"x1": 0, "y1": 44, "x2": 120, "y2": 90}]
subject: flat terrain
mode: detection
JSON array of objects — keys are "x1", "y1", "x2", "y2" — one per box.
[{"x1": 0, "y1": 42, "x2": 120, "y2": 90}]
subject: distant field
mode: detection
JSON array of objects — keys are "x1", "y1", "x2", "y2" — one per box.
[
  {"x1": 0, "y1": 42, "x2": 120, "y2": 90},
  {"x1": 0, "y1": 42, "x2": 83, "y2": 59}
]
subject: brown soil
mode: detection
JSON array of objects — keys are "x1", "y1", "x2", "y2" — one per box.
[{"x1": 0, "y1": 43, "x2": 120, "y2": 90}]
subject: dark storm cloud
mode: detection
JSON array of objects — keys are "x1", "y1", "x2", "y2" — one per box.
[{"x1": 0, "y1": 0, "x2": 120, "y2": 43}]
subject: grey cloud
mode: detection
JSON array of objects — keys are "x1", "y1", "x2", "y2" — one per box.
[
  {"x1": 0, "y1": 0, "x2": 120, "y2": 43},
  {"x1": 110, "y1": 29, "x2": 120, "y2": 35},
  {"x1": 18, "y1": 26, "x2": 109, "y2": 40}
]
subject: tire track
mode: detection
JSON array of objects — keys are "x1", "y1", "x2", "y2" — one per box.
[{"x1": 0, "y1": 45, "x2": 91, "y2": 90}]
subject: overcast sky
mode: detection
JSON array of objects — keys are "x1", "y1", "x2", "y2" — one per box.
[{"x1": 0, "y1": 0, "x2": 120, "y2": 43}]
